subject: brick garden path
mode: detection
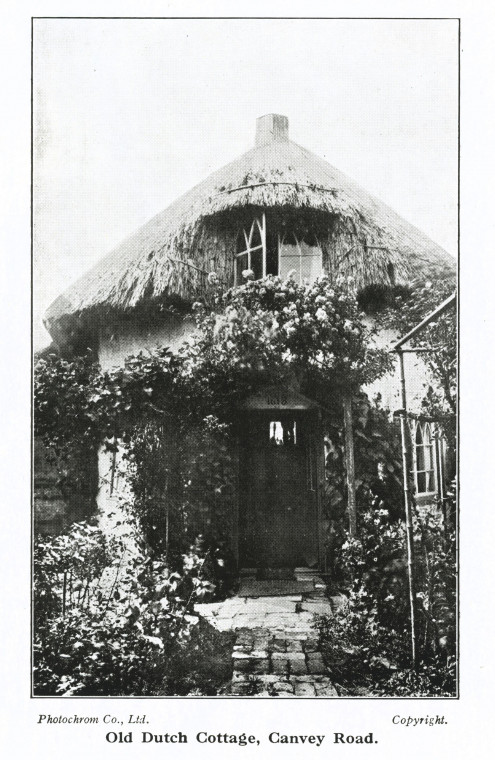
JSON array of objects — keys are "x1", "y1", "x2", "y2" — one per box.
[{"x1": 195, "y1": 581, "x2": 341, "y2": 697}]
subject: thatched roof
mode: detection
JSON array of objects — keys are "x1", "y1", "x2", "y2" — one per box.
[{"x1": 45, "y1": 114, "x2": 455, "y2": 342}]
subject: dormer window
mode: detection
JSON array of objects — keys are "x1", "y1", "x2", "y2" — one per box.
[
  {"x1": 279, "y1": 230, "x2": 323, "y2": 284},
  {"x1": 234, "y1": 213, "x2": 323, "y2": 286}
]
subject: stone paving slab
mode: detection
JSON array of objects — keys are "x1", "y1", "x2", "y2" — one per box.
[{"x1": 195, "y1": 578, "x2": 337, "y2": 697}]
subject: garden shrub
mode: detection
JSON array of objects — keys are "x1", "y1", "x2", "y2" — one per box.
[
  {"x1": 315, "y1": 486, "x2": 457, "y2": 697},
  {"x1": 322, "y1": 393, "x2": 403, "y2": 574},
  {"x1": 33, "y1": 521, "x2": 232, "y2": 696}
]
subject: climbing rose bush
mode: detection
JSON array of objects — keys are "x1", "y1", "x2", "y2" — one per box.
[
  {"x1": 35, "y1": 275, "x2": 392, "y2": 444},
  {"x1": 184, "y1": 275, "x2": 392, "y2": 409}
]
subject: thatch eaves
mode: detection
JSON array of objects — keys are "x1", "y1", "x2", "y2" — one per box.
[{"x1": 44, "y1": 114, "x2": 455, "y2": 343}]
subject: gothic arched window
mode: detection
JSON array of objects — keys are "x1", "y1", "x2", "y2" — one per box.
[
  {"x1": 413, "y1": 421, "x2": 436, "y2": 495},
  {"x1": 234, "y1": 213, "x2": 323, "y2": 285}
]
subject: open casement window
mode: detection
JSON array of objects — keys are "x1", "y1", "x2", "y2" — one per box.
[
  {"x1": 234, "y1": 214, "x2": 323, "y2": 286},
  {"x1": 411, "y1": 421, "x2": 437, "y2": 496}
]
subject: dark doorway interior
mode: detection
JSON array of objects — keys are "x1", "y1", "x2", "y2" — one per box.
[{"x1": 239, "y1": 412, "x2": 319, "y2": 571}]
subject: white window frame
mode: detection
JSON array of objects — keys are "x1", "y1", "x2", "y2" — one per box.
[
  {"x1": 410, "y1": 420, "x2": 437, "y2": 496},
  {"x1": 234, "y1": 214, "x2": 266, "y2": 284},
  {"x1": 234, "y1": 214, "x2": 323, "y2": 286}
]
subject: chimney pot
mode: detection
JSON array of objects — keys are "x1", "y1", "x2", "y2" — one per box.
[{"x1": 255, "y1": 114, "x2": 289, "y2": 147}]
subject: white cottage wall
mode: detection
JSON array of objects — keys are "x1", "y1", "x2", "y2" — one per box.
[
  {"x1": 98, "y1": 314, "x2": 195, "y2": 372},
  {"x1": 364, "y1": 327, "x2": 433, "y2": 415},
  {"x1": 97, "y1": 315, "x2": 195, "y2": 535},
  {"x1": 95, "y1": 315, "x2": 435, "y2": 537}
]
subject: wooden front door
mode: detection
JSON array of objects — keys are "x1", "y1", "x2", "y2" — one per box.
[{"x1": 239, "y1": 413, "x2": 319, "y2": 569}]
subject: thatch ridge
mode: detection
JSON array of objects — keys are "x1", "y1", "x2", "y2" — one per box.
[{"x1": 44, "y1": 134, "x2": 455, "y2": 340}]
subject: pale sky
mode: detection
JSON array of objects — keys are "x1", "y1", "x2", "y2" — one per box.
[{"x1": 33, "y1": 17, "x2": 458, "y2": 350}]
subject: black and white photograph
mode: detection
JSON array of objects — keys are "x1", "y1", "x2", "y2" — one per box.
[{"x1": 30, "y1": 16, "x2": 460, "y2": 700}]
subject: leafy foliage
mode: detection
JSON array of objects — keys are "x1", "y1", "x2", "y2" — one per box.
[
  {"x1": 35, "y1": 276, "x2": 392, "y2": 563},
  {"x1": 323, "y1": 394, "x2": 403, "y2": 572},
  {"x1": 35, "y1": 276, "x2": 392, "y2": 446},
  {"x1": 315, "y1": 484, "x2": 457, "y2": 697},
  {"x1": 379, "y1": 279, "x2": 457, "y2": 425},
  {"x1": 187, "y1": 275, "x2": 392, "y2": 407},
  {"x1": 33, "y1": 521, "x2": 231, "y2": 696}
]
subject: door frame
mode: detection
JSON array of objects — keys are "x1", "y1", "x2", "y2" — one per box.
[{"x1": 234, "y1": 394, "x2": 325, "y2": 572}]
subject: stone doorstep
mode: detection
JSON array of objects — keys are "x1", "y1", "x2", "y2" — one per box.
[
  {"x1": 247, "y1": 595, "x2": 302, "y2": 605},
  {"x1": 242, "y1": 600, "x2": 298, "y2": 613},
  {"x1": 213, "y1": 603, "x2": 249, "y2": 616},
  {"x1": 232, "y1": 616, "x2": 269, "y2": 629}
]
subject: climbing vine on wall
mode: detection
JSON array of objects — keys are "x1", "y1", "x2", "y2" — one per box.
[
  {"x1": 378, "y1": 278, "x2": 457, "y2": 447},
  {"x1": 35, "y1": 275, "x2": 393, "y2": 560}
]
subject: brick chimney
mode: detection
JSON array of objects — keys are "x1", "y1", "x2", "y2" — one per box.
[{"x1": 255, "y1": 114, "x2": 289, "y2": 147}]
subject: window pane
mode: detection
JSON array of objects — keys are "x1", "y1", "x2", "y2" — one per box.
[
  {"x1": 269, "y1": 421, "x2": 284, "y2": 445},
  {"x1": 236, "y1": 229, "x2": 248, "y2": 254},
  {"x1": 424, "y1": 444, "x2": 433, "y2": 472},
  {"x1": 269, "y1": 420, "x2": 297, "y2": 446},
  {"x1": 250, "y1": 220, "x2": 262, "y2": 249},
  {"x1": 299, "y1": 242, "x2": 323, "y2": 283},
  {"x1": 416, "y1": 443, "x2": 425, "y2": 471},
  {"x1": 251, "y1": 248, "x2": 263, "y2": 280},
  {"x1": 279, "y1": 244, "x2": 300, "y2": 280},
  {"x1": 265, "y1": 229, "x2": 279, "y2": 275},
  {"x1": 417, "y1": 472, "x2": 427, "y2": 493},
  {"x1": 279, "y1": 241, "x2": 322, "y2": 284},
  {"x1": 235, "y1": 253, "x2": 248, "y2": 285}
]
